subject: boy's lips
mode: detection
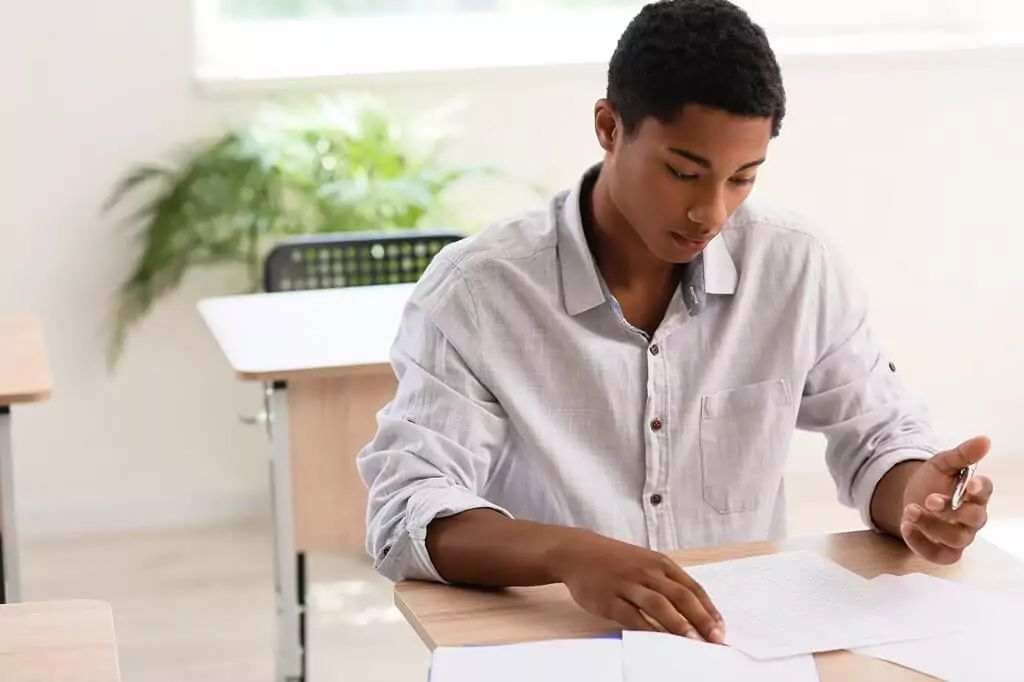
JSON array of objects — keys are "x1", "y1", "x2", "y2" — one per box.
[{"x1": 671, "y1": 232, "x2": 710, "y2": 247}]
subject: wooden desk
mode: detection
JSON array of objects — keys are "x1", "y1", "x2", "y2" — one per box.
[
  {"x1": 0, "y1": 316, "x2": 53, "y2": 604},
  {"x1": 396, "y1": 530, "x2": 1024, "y2": 681},
  {"x1": 0, "y1": 600, "x2": 121, "y2": 682},
  {"x1": 199, "y1": 284, "x2": 413, "y2": 682}
]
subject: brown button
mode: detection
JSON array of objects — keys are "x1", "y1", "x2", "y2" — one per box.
[
  {"x1": 650, "y1": 418, "x2": 663, "y2": 432},
  {"x1": 650, "y1": 493, "x2": 663, "y2": 506},
  {"x1": 649, "y1": 344, "x2": 660, "y2": 356}
]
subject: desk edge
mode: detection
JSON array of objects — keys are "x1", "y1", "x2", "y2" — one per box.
[
  {"x1": 235, "y1": 362, "x2": 392, "y2": 383},
  {"x1": 394, "y1": 589, "x2": 440, "y2": 651},
  {"x1": 0, "y1": 387, "x2": 53, "y2": 406}
]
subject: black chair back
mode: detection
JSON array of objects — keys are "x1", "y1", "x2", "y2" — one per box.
[{"x1": 263, "y1": 229, "x2": 464, "y2": 292}]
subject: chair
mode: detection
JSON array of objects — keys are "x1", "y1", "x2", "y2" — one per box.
[
  {"x1": 239, "y1": 227, "x2": 464, "y2": 425},
  {"x1": 262, "y1": 229, "x2": 465, "y2": 293}
]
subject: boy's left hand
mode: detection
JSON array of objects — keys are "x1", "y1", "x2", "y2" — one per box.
[{"x1": 900, "y1": 436, "x2": 994, "y2": 565}]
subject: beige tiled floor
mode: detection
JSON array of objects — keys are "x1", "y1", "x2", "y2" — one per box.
[
  {"x1": 17, "y1": 466, "x2": 1024, "y2": 682},
  {"x1": 21, "y1": 523, "x2": 429, "y2": 682}
]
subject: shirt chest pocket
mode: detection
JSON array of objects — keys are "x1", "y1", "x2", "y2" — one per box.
[{"x1": 699, "y1": 378, "x2": 795, "y2": 514}]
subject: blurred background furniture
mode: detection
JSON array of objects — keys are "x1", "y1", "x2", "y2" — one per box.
[
  {"x1": 200, "y1": 229, "x2": 461, "y2": 682},
  {"x1": 0, "y1": 316, "x2": 52, "y2": 604},
  {"x1": 0, "y1": 600, "x2": 121, "y2": 681},
  {"x1": 263, "y1": 230, "x2": 463, "y2": 293}
]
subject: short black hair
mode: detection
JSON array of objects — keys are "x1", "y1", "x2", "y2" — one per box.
[{"x1": 607, "y1": 0, "x2": 786, "y2": 137}]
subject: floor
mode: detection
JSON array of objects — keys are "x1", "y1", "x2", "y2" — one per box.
[
  {"x1": 18, "y1": 469, "x2": 1024, "y2": 682},
  {"x1": 21, "y1": 522, "x2": 429, "y2": 682}
]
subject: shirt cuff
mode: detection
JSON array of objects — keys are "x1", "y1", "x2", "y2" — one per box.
[
  {"x1": 854, "y1": 448, "x2": 935, "y2": 532},
  {"x1": 376, "y1": 485, "x2": 513, "y2": 584}
]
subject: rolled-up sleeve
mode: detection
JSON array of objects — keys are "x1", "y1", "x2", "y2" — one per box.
[
  {"x1": 796, "y1": 239, "x2": 941, "y2": 530},
  {"x1": 357, "y1": 257, "x2": 512, "y2": 583}
]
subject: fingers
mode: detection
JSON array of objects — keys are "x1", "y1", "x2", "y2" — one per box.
[
  {"x1": 967, "y1": 475, "x2": 995, "y2": 505},
  {"x1": 918, "y1": 497, "x2": 989, "y2": 529},
  {"x1": 665, "y1": 561, "x2": 724, "y2": 625},
  {"x1": 906, "y1": 506, "x2": 975, "y2": 549},
  {"x1": 609, "y1": 598, "x2": 659, "y2": 633},
  {"x1": 624, "y1": 587, "x2": 700, "y2": 639},
  {"x1": 902, "y1": 524, "x2": 963, "y2": 565},
  {"x1": 657, "y1": 578, "x2": 725, "y2": 644},
  {"x1": 930, "y1": 436, "x2": 991, "y2": 476},
  {"x1": 926, "y1": 477, "x2": 995, "y2": 509}
]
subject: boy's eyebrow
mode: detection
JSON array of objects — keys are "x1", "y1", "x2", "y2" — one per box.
[{"x1": 668, "y1": 147, "x2": 766, "y2": 172}]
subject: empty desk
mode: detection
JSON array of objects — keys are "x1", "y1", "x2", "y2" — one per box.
[
  {"x1": 0, "y1": 316, "x2": 53, "y2": 603},
  {"x1": 0, "y1": 599, "x2": 121, "y2": 681},
  {"x1": 199, "y1": 283, "x2": 412, "y2": 682}
]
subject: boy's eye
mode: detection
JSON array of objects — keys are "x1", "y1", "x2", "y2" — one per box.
[
  {"x1": 665, "y1": 164, "x2": 698, "y2": 180},
  {"x1": 665, "y1": 163, "x2": 757, "y2": 186}
]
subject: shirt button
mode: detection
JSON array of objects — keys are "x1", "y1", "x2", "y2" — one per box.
[
  {"x1": 650, "y1": 493, "x2": 663, "y2": 506},
  {"x1": 650, "y1": 418, "x2": 663, "y2": 432},
  {"x1": 889, "y1": 361, "x2": 897, "y2": 373},
  {"x1": 649, "y1": 344, "x2": 660, "y2": 356}
]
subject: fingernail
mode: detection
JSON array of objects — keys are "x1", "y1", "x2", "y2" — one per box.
[
  {"x1": 901, "y1": 522, "x2": 913, "y2": 538},
  {"x1": 709, "y1": 627, "x2": 724, "y2": 643},
  {"x1": 926, "y1": 496, "x2": 945, "y2": 512},
  {"x1": 905, "y1": 505, "x2": 922, "y2": 522},
  {"x1": 685, "y1": 631, "x2": 701, "y2": 641}
]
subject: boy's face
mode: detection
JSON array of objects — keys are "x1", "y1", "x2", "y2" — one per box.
[{"x1": 595, "y1": 102, "x2": 773, "y2": 264}]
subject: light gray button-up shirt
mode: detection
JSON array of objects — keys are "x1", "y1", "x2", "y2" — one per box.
[{"x1": 357, "y1": 167, "x2": 940, "y2": 583}]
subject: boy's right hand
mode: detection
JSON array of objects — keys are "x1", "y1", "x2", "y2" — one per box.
[{"x1": 551, "y1": 530, "x2": 725, "y2": 643}]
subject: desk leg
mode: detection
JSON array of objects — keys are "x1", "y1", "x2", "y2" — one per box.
[
  {"x1": 0, "y1": 406, "x2": 21, "y2": 603},
  {"x1": 267, "y1": 383, "x2": 305, "y2": 682}
]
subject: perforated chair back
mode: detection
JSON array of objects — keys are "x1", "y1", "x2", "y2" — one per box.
[{"x1": 263, "y1": 229, "x2": 464, "y2": 292}]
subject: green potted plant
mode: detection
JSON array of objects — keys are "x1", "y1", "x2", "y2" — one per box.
[{"x1": 104, "y1": 94, "x2": 495, "y2": 367}]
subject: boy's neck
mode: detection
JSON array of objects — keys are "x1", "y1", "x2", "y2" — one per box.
[{"x1": 585, "y1": 168, "x2": 678, "y2": 293}]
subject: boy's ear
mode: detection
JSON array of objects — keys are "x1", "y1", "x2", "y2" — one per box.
[{"x1": 594, "y1": 99, "x2": 619, "y2": 153}]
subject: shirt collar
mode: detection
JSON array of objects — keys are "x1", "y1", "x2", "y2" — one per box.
[
  {"x1": 556, "y1": 168, "x2": 608, "y2": 316},
  {"x1": 703, "y1": 227, "x2": 738, "y2": 295},
  {"x1": 556, "y1": 165, "x2": 739, "y2": 317}
]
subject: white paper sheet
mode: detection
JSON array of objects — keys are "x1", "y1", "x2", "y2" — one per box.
[
  {"x1": 429, "y1": 638, "x2": 622, "y2": 682},
  {"x1": 623, "y1": 631, "x2": 820, "y2": 682},
  {"x1": 855, "y1": 574, "x2": 1024, "y2": 682},
  {"x1": 682, "y1": 551, "x2": 962, "y2": 659}
]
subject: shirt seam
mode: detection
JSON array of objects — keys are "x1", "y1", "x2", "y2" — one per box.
[{"x1": 433, "y1": 252, "x2": 489, "y2": 385}]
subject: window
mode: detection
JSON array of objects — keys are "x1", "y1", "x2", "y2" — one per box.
[{"x1": 195, "y1": 0, "x2": 991, "y2": 84}]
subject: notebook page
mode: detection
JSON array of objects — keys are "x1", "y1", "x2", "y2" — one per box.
[
  {"x1": 429, "y1": 638, "x2": 622, "y2": 682},
  {"x1": 683, "y1": 551, "x2": 961, "y2": 659},
  {"x1": 623, "y1": 631, "x2": 819, "y2": 682}
]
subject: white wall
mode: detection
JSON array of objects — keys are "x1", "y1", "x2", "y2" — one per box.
[{"x1": 3, "y1": 1, "x2": 1023, "y2": 537}]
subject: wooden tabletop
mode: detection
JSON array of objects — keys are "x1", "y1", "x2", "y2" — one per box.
[
  {"x1": 0, "y1": 316, "x2": 52, "y2": 406},
  {"x1": 198, "y1": 284, "x2": 414, "y2": 382},
  {"x1": 0, "y1": 600, "x2": 121, "y2": 681},
  {"x1": 396, "y1": 530, "x2": 1024, "y2": 681}
]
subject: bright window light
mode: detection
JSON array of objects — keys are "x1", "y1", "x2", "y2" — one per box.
[{"x1": 195, "y1": 0, "x2": 987, "y2": 83}]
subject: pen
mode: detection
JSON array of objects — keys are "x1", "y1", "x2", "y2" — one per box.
[{"x1": 950, "y1": 465, "x2": 976, "y2": 511}]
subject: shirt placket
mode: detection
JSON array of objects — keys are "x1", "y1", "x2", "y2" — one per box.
[
  {"x1": 643, "y1": 287, "x2": 691, "y2": 551},
  {"x1": 643, "y1": 332, "x2": 674, "y2": 552}
]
